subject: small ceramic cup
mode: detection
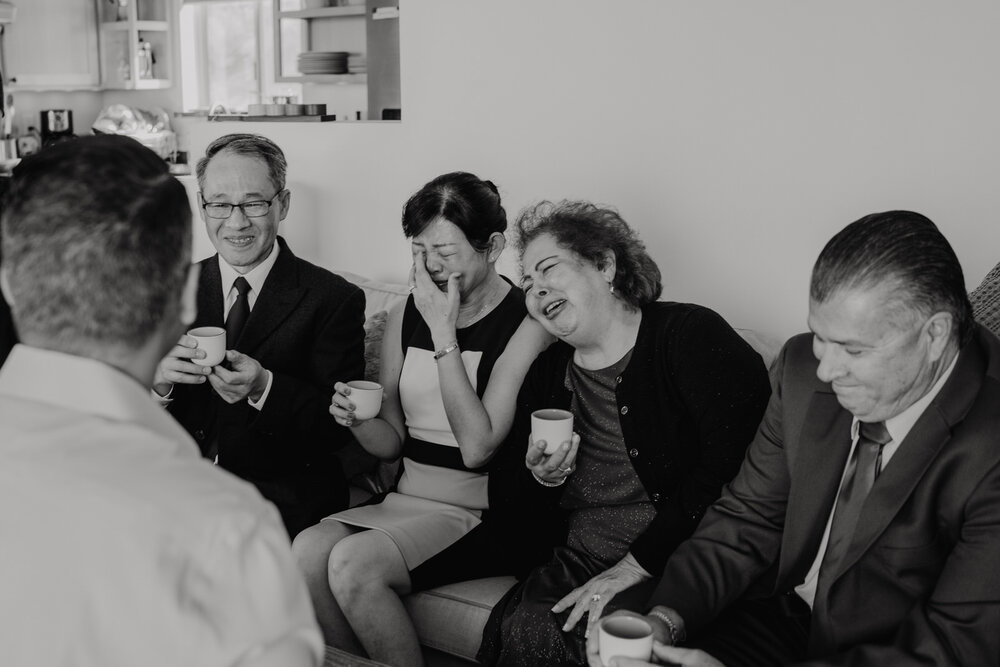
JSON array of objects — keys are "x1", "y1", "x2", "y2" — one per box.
[
  {"x1": 187, "y1": 326, "x2": 226, "y2": 367},
  {"x1": 598, "y1": 616, "x2": 653, "y2": 667},
  {"x1": 346, "y1": 380, "x2": 383, "y2": 420},
  {"x1": 531, "y1": 408, "x2": 574, "y2": 455}
]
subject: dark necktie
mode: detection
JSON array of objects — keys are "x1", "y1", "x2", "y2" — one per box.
[
  {"x1": 225, "y1": 277, "x2": 251, "y2": 347},
  {"x1": 818, "y1": 420, "x2": 891, "y2": 586}
]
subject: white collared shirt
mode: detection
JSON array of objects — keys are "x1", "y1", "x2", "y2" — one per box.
[
  {"x1": 795, "y1": 354, "x2": 959, "y2": 607},
  {"x1": 218, "y1": 239, "x2": 280, "y2": 409},
  {"x1": 218, "y1": 239, "x2": 280, "y2": 318},
  {"x1": 0, "y1": 344, "x2": 323, "y2": 667}
]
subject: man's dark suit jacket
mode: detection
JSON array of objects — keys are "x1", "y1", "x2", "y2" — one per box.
[
  {"x1": 0, "y1": 295, "x2": 15, "y2": 367},
  {"x1": 649, "y1": 326, "x2": 1000, "y2": 665},
  {"x1": 168, "y1": 237, "x2": 365, "y2": 537}
]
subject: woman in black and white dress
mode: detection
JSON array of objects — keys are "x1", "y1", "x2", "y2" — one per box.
[{"x1": 292, "y1": 172, "x2": 550, "y2": 666}]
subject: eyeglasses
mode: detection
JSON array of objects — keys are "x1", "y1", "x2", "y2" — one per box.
[{"x1": 201, "y1": 191, "x2": 284, "y2": 220}]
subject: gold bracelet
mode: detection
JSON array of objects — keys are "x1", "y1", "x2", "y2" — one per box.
[{"x1": 433, "y1": 341, "x2": 459, "y2": 361}]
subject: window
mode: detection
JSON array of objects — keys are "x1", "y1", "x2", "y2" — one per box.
[{"x1": 179, "y1": 0, "x2": 301, "y2": 113}]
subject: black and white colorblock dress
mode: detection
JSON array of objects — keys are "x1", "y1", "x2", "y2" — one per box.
[{"x1": 324, "y1": 281, "x2": 526, "y2": 569}]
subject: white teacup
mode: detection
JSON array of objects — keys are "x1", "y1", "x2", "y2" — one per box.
[
  {"x1": 188, "y1": 326, "x2": 226, "y2": 367},
  {"x1": 346, "y1": 380, "x2": 383, "y2": 420},
  {"x1": 599, "y1": 616, "x2": 653, "y2": 666},
  {"x1": 531, "y1": 408, "x2": 574, "y2": 455}
]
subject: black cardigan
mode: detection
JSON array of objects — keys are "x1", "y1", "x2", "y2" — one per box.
[{"x1": 488, "y1": 301, "x2": 771, "y2": 577}]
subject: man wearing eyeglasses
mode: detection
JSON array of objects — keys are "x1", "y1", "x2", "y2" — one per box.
[{"x1": 154, "y1": 133, "x2": 365, "y2": 539}]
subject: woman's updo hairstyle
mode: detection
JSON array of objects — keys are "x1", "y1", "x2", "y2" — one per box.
[
  {"x1": 514, "y1": 200, "x2": 662, "y2": 310},
  {"x1": 401, "y1": 172, "x2": 507, "y2": 252}
]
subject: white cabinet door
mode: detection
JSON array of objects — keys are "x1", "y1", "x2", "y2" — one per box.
[{"x1": 4, "y1": 0, "x2": 100, "y2": 89}]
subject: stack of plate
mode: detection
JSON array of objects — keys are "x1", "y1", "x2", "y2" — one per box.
[
  {"x1": 297, "y1": 51, "x2": 349, "y2": 75},
  {"x1": 347, "y1": 53, "x2": 367, "y2": 74}
]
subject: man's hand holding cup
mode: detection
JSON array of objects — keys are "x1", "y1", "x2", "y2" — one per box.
[{"x1": 153, "y1": 331, "x2": 216, "y2": 397}]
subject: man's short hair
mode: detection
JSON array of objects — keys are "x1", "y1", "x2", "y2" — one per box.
[
  {"x1": 1, "y1": 135, "x2": 192, "y2": 353},
  {"x1": 810, "y1": 210, "x2": 973, "y2": 344},
  {"x1": 196, "y1": 133, "x2": 288, "y2": 193}
]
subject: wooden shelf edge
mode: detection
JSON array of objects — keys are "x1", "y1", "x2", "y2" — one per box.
[
  {"x1": 134, "y1": 79, "x2": 173, "y2": 90},
  {"x1": 209, "y1": 114, "x2": 340, "y2": 122},
  {"x1": 276, "y1": 73, "x2": 367, "y2": 84},
  {"x1": 101, "y1": 79, "x2": 172, "y2": 91},
  {"x1": 136, "y1": 20, "x2": 170, "y2": 32},
  {"x1": 8, "y1": 84, "x2": 102, "y2": 93},
  {"x1": 278, "y1": 6, "x2": 365, "y2": 20}
]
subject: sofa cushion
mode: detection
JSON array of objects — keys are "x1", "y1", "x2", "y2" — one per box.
[
  {"x1": 404, "y1": 576, "x2": 517, "y2": 661},
  {"x1": 734, "y1": 327, "x2": 782, "y2": 369},
  {"x1": 336, "y1": 270, "x2": 410, "y2": 320},
  {"x1": 363, "y1": 310, "x2": 389, "y2": 383}
]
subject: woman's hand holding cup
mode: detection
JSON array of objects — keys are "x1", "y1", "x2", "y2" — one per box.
[
  {"x1": 330, "y1": 380, "x2": 383, "y2": 427},
  {"x1": 525, "y1": 430, "x2": 580, "y2": 485}
]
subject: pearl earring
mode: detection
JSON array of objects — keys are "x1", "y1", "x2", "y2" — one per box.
[{"x1": 609, "y1": 282, "x2": 615, "y2": 295}]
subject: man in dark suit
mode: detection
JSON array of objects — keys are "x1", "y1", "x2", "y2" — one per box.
[
  {"x1": 154, "y1": 133, "x2": 365, "y2": 538},
  {"x1": 0, "y1": 271, "x2": 15, "y2": 366},
  {"x1": 0, "y1": 188, "x2": 18, "y2": 367},
  {"x1": 590, "y1": 211, "x2": 1000, "y2": 666}
]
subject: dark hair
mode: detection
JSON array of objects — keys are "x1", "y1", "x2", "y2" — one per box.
[
  {"x1": 401, "y1": 172, "x2": 506, "y2": 251},
  {"x1": 514, "y1": 200, "x2": 662, "y2": 310},
  {"x1": 196, "y1": 133, "x2": 287, "y2": 193},
  {"x1": 811, "y1": 210, "x2": 973, "y2": 344},
  {"x1": 1, "y1": 135, "x2": 192, "y2": 352}
]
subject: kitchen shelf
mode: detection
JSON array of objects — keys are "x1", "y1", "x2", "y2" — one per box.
[
  {"x1": 278, "y1": 73, "x2": 366, "y2": 84},
  {"x1": 273, "y1": 0, "x2": 399, "y2": 120},
  {"x1": 8, "y1": 84, "x2": 102, "y2": 93},
  {"x1": 101, "y1": 20, "x2": 169, "y2": 32},
  {"x1": 132, "y1": 78, "x2": 172, "y2": 90},
  {"x1": 278, "y1": 6, "x2": 365, "y2": 20},
  {"x1": 97, "y1": 0, "x2": 173, "y2": 90},
  {"x1": 209, "y1": 114, "x2": 340, "y2": 122}
]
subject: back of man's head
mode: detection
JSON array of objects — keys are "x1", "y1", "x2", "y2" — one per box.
[
  {"x1": 0, "y1": 135, "x2": 192, "y2": 355},
  {"x1": 810, "y1": 210, "x2": 973, "y2": 344}
]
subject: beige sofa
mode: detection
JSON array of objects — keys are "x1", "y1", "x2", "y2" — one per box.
[{"x1": 333, "y1": 271, "x2": 783, "y2": 666}]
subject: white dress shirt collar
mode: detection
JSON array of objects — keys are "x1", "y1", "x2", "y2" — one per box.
[{"x1": 218, "y1": 240, "x2": 280, "y2": 309}]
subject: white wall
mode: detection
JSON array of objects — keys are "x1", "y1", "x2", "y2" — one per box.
[{"x1": 182, "y1": 0, "x2": 1000, "y2": 341}]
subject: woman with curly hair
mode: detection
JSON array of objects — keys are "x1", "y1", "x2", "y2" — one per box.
[{"x1": 475, "y1": 200, "x2": 771, "y2": 665}]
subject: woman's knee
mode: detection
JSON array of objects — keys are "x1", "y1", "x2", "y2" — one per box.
[
  {"x1": 327, "y1": 532, "x2": 407, "y2": 600},
  {"x1": 291, "y1": 521, "x2": 351, "y2": 578}
]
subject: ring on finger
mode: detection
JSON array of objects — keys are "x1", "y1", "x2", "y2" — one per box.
[
  {"x1": 590, "y1": 593, "x2": 602, "y2": 603},
  {"x1": 558, "y1": 465, "x2": 572, "y2": 473}
]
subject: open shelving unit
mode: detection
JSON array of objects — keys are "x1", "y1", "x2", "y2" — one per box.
[
  {"x1": 98, "y1": 0, "x2": 172, "y2": 90},
  {"x1": 274, "y1": 2, "x2": 367, "y2": 84}
]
